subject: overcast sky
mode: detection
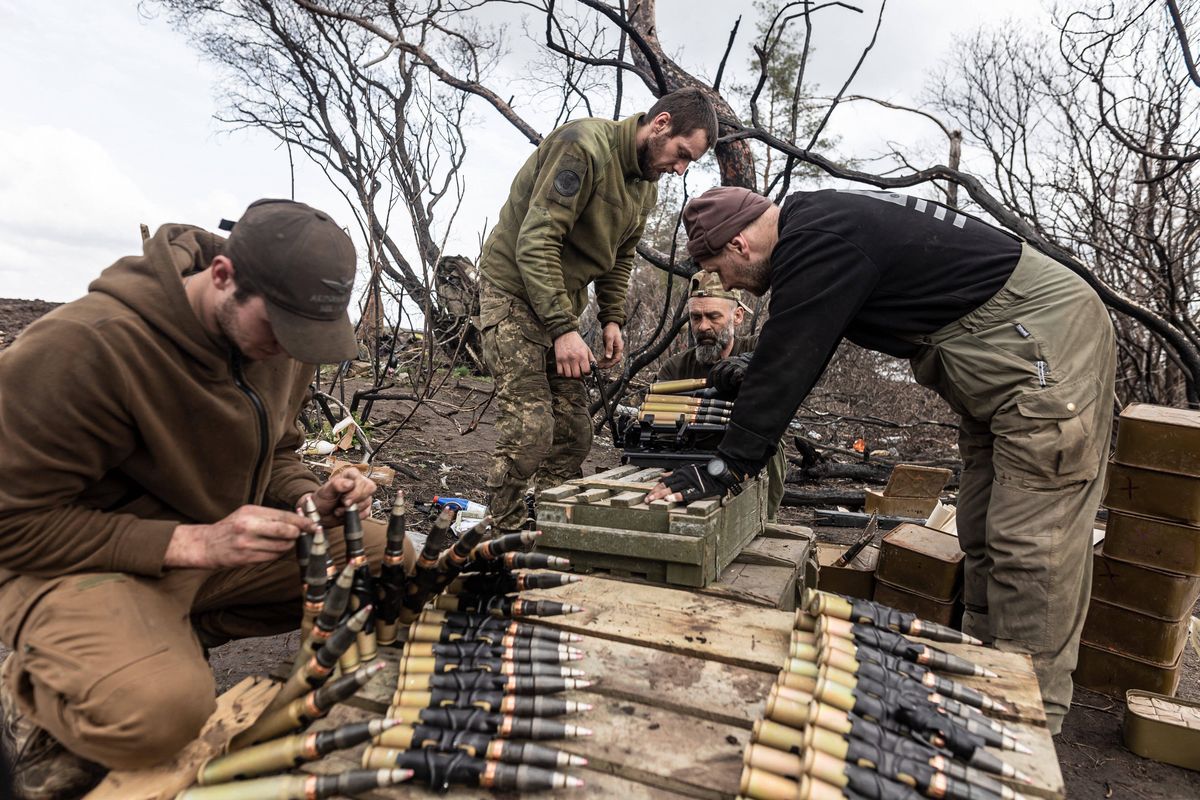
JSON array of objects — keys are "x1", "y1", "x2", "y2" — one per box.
[{"x1": 0, "y1": 0, "x2": 1047, "y2": 303}]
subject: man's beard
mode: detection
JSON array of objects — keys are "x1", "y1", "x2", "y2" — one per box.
[
  {"x1": 741, "y1": 257, "x2": 772, "y2": 296},
  {"x1": 637, "y1": 132, "x2": 667, "y2": 181},
  {"x1": 695, "y1": 325, "x2": 734, "y2": 365}
]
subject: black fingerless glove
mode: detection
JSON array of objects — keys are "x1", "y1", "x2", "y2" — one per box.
[
  {"x1": 708, "y1": 353, "x2": 752, "y2": 398},
  {"x1": 662, "y1": 458, "x2": 745, "y2": 504}
]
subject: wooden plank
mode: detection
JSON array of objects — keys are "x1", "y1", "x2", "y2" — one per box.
[
  {"x1": 610, "y1": 490, "x2": 648, "y2": 507},
  {"x1": 735, "y1": 537, "x2": 811, "y2": 567},
  {"x1": 705, "y1": 561, "x2": 797, "y2": 610},
  {"x1": 539, "y1": 521, "x2": 705, "y2": 562},
  {"x1": 574, "y1": 487, "x2": 612, "y2": 504},
  {"x1": 763, "y1": 521, "x2": 815, "y2": 540},
  {"x1": 521, "y1": 575, "x2": 792, "y2": 672},
  {"x1": 586, "y1": 464, "x2": 642, "y2": 481}
]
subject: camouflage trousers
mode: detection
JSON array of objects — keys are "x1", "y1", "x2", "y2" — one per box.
[
  {"x1": 910, "y1": 243, "x2": 1115, "y2": 734},
  {"x1": 480, "y1": 285, "x2": 592, "y2": 533}
]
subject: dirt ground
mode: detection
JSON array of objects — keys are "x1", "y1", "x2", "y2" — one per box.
[{"x1": 2, "y1": 297, "x2": 1198, "y2": 797}]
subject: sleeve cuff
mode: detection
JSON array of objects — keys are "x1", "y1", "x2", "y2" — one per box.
[
  {"x1": 110, "y1": 519, "x2": 178, "y2": 577},
  {"x1": 545, "y1": 321, "x2": 578, "y2": 341},
  {"x1": 719, "y1": 422, "x2": 777, "y2": 477}
]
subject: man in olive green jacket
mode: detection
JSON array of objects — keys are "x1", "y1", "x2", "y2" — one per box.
[{"x1": 479, "y1": 89, "x2": 718, "y2": 533}]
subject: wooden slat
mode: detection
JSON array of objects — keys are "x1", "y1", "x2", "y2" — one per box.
[
  {"x1": 735, "y1": 537, "x2": 812, "y2": 567},
  {"x1": 586, "y1": 464, "x2": 642, "y2": 481},
  {"x1": 521, "y1": 575, "x2": 792, "y2": 672},
  {"x1": 574, "y1": 487, "x2": 611, "y2": 504},
  {"x1": 539, "y1": 521, "x2": 705, "y2": 562},
  {"x1": 705, "y1": 561, "x2": 797, "y2": 610}
]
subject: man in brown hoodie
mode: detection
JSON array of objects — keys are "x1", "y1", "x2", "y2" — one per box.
[{"x1": 0, "y1": 200, "x2": 381, "y2": 798}]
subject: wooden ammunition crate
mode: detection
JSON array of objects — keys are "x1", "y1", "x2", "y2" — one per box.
[{"x1": 535, "y1": 464, "x2": 767, "y2": 588}]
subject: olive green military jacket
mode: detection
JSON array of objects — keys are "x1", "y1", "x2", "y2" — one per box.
[{"x1": 479, "y1": 114, "x2": 658, "y2": 343}]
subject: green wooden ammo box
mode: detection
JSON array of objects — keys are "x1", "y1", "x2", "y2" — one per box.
[{"x1": 535, "y1": 464, "x2": 767, "y2": 588}]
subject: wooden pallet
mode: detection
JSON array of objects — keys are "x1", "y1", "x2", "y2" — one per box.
[
  {"x1": 536, "y1": 465, "x2": 768, "y2": 588},
  {"x1": 270, "y1": 576, "x2": 1064, "y2": 799}
]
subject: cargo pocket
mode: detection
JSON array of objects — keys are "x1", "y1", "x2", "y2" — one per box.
[
  {"x1": 478, "y1": 290, "x2": 512, "y2": 333},
  {"x1": 995, "y1": 376, "x2": 1103, "y2": 490}
]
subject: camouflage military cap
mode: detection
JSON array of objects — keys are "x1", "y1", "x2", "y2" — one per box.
[{"x1": 689, "y1": 270, "x2": 739, "y2": 301}]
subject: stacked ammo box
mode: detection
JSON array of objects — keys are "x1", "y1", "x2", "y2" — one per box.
[
  {"x1": 536, "y1": 464, "x2": 767, "y2": 588},
  {"x1": 1075, "y1": 404, "x2": 1200, "y2": 696},
  {"x1": 873, "y1": 523, "x2": 964, "y2": 627}
]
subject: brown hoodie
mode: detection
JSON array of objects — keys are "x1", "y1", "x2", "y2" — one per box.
[{"x1": 0, "y1": 224, "x2": 321, "y2": 579}]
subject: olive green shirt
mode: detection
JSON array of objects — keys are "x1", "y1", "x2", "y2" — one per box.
[{"x1": 479, "y1": 114, "x2": 658, "y2": 341}]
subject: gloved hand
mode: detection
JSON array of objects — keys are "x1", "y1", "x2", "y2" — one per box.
[
  {"x1": 709, "y1": 353, "x2": 752, "y2": 398},
  {"x1": 659, "y1": 458, "x2": 745, "y2": 504}
]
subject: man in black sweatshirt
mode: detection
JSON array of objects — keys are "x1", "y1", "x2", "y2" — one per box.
[{"x1": 647, "y1": 186, "x2": 1115, "y2": 734}]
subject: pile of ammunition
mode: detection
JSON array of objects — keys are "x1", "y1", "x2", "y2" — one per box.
[
  {"x1": 363, "y1": 520, "x2": 592, "y2": 792},
  {"x1": 739, "y1": 589, "x2": 1037, "y2": 800},
  {"x1": 618, "y1": 378, "x2": 732, "y2": 468},
  {"x1": 180, "y1": 491, "x2": 590, "y2": 798}
]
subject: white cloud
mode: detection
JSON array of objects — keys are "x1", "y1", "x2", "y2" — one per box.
[{"x1": 0, "y1": 125, "x2": 162, "y2": 301}]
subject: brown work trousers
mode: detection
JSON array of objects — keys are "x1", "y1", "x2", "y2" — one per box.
[
  {"x1": 0, "y1": 520, "x2": 386, "y2": 770},
  {"x1": 909, "y1": 244, "x2": 1115, "y2": 734}
]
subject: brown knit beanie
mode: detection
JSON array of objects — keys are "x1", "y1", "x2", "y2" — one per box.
[{"x1": 683, "y1": 187, "x2": 772, "y2": 261}]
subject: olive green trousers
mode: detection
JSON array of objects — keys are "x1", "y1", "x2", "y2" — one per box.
[
  {"x1": 909, "y1": 244, "x2": 1115, "y2": 733},
  {"x1": 0, "y1": 521, "x2": 386, "y2": 769}
]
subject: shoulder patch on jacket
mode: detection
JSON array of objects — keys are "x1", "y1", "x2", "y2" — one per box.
[
  {"x1": 554, "y1": 169, "x2": 581, "y2": 198},
  {"x1": 546, "y1": 153, "x2": 589, "y2": 209}
]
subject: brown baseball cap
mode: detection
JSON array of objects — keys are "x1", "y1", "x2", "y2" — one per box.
[
  {"x1": 223, "y1": 199, "x2": 358, "y2": 364},
  {"x1": 683, "y1": 186, "x2": 772, "y2": 261}
]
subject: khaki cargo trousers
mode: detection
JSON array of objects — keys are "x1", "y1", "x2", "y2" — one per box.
[
  {"x1": 0, "y1": 520, "x2": 386, "y2": 770},
  {"x1": 909, "y1": 244, "x2": 1115, "y2": 733},
  {"x1": 480, "y1": 283, "x2": 593, "y2": 533}
]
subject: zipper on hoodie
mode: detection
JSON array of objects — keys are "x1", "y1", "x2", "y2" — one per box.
[{"x1": 231, "y1": 353, "x2": 270, "y2": 504}]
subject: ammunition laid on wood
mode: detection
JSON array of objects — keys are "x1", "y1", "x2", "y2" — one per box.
[
  {"x1": 392, "y1": 689, "x2": 591, "y2": 717},
  {"x1": 231, "y1": 661, "x2": 384, "y2": 749},
  {"x1": 384, "y1": 706, "x2": 592, "y2": 739},
  {"x1": 398, "y1": 654, "x2": 586, "y2": 677},
  {"x1": 403, "y1": 640, "x2": 581, "y2": 662},
  {"x1": 806, "y1": 590, "x2": 984, "y2": 647},
  {"x1": 196, "y1": 718, "x2": 399, "y2": 784},
  {"x1": 360, "y1": 746, "x2": 584, "y2": 791},
  {"x1": 806, "y1": 647, "x2": 1006, "y2": 715},
  {"x1": 408, "y1": 618, "x2": 581, "y2": 646},
  {"x1": 432, "y1": 595, "x2": 584, "y2": 618},
  {"x1": 176, "y1": 768, "x2": 413, "y2": 800},
  {"x1": 446, "y1": 571, "x2": 582, "y2": 596},
  {"x1": 794, "y1": 726, "x2": 1023, "y2": 798},
  {"x1": 817, "y1": 619, "x2": 997, "y2": 678},
  {"x1": 375, "y1": 491, "x2": 409, "y2": 645},
  {"x1": 398, "y1": 671, "x2": 590, "y2": 695},
  {"x1": 371, "y1": 724, "x2": 587, "y2": 768},
  {"x1": 272, "y1": 604, "x2": 372, "y2": 712},
  {"x1": 756, "y1": 699, "x2": 1027, "y2": 783}
]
